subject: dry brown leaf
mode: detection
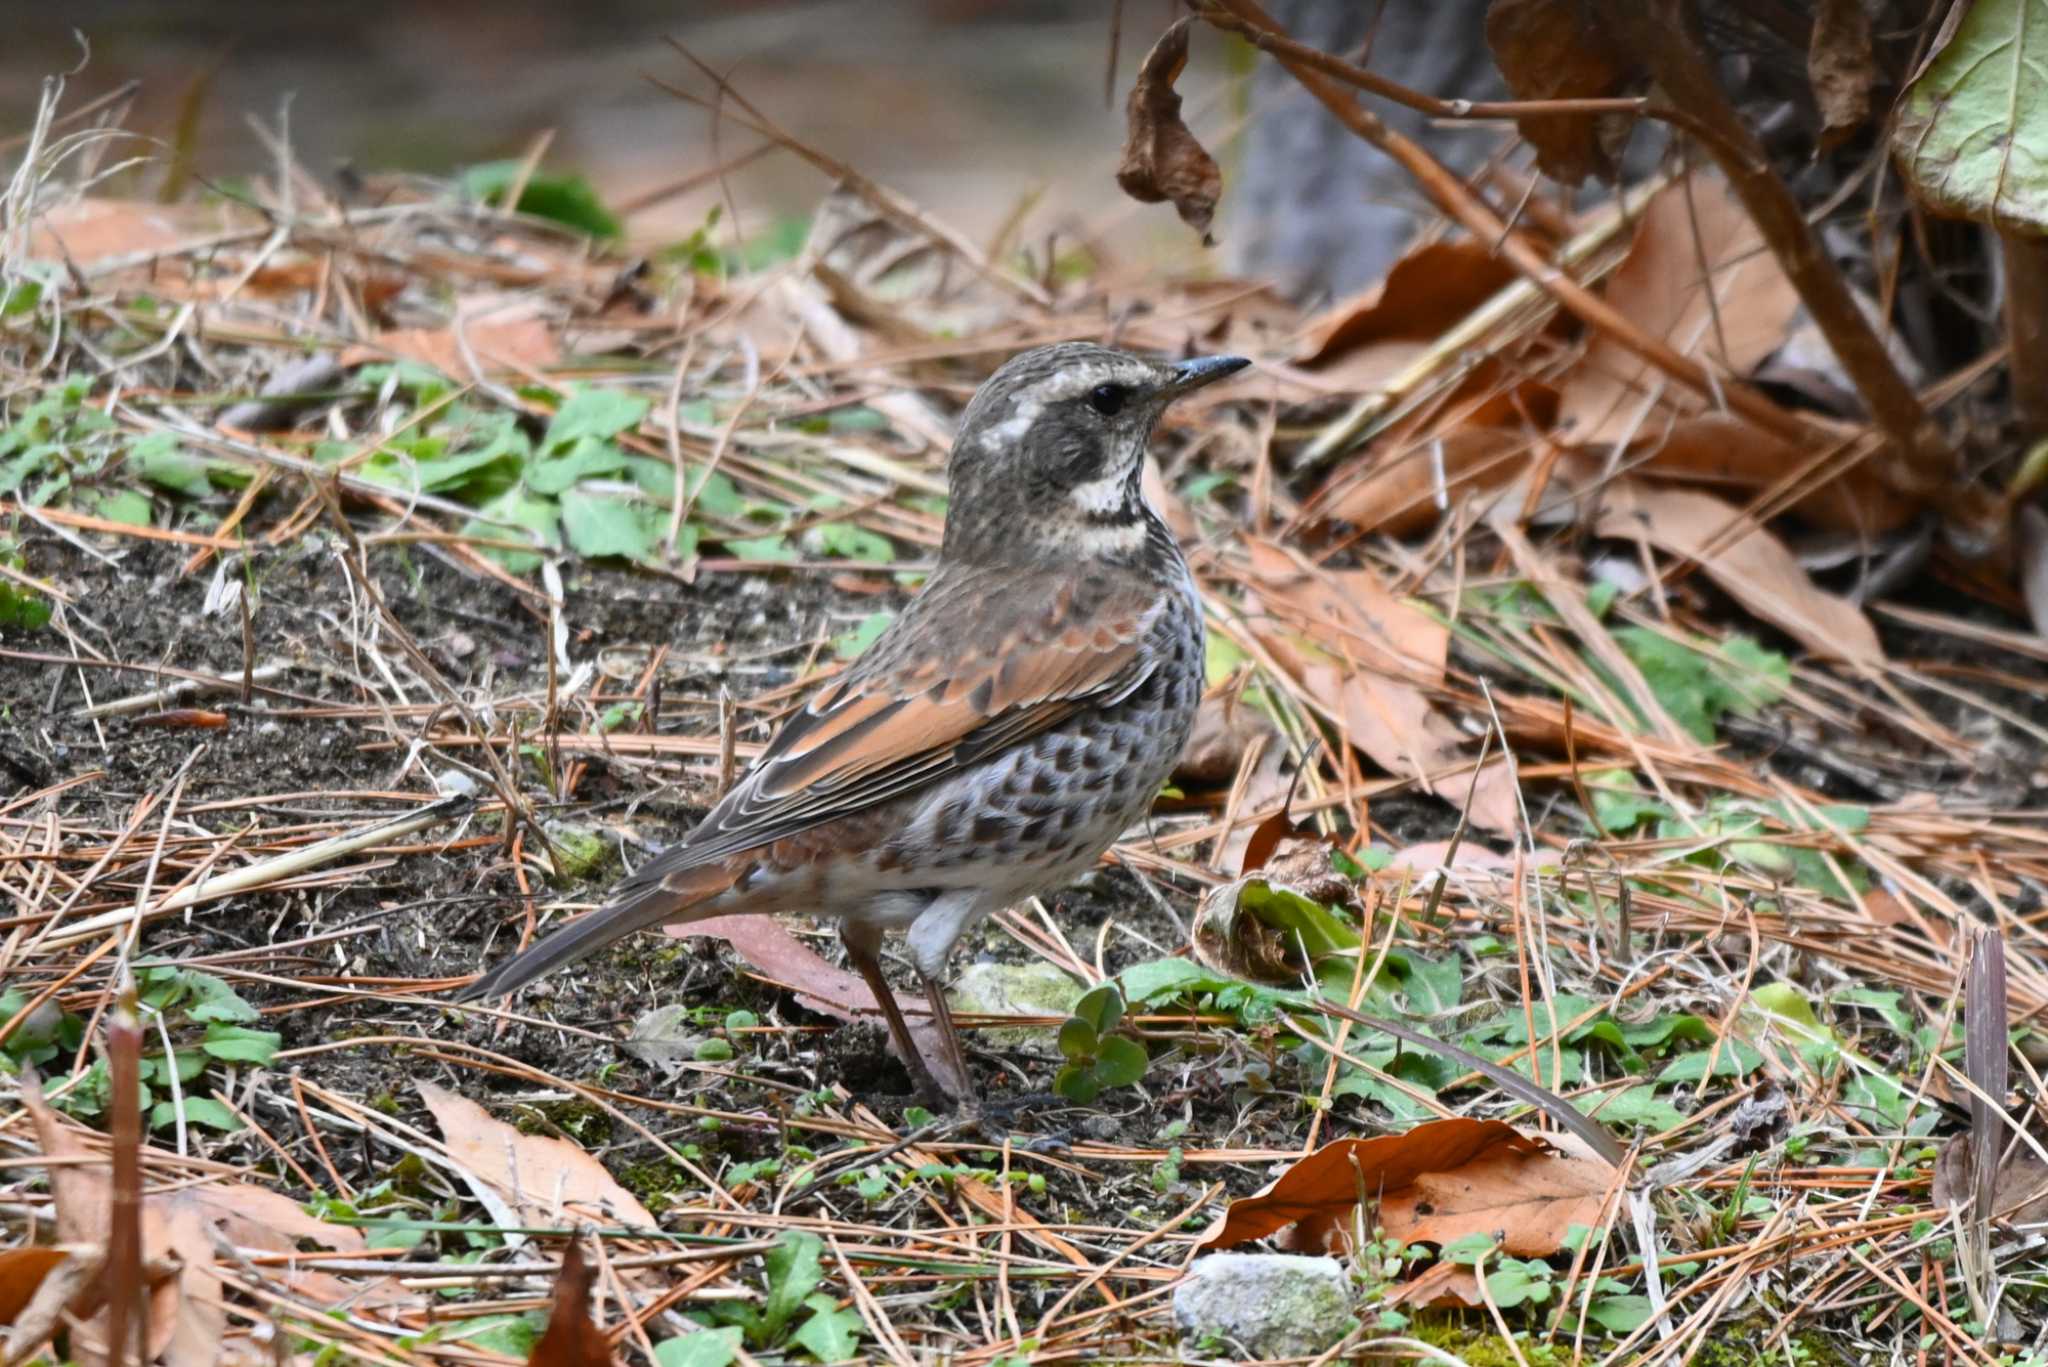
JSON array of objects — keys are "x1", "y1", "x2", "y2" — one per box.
[
  {"x1": 1932, "y1": 1134, "x2": 2048, "y2": 1228},
  {"x1": 339, "y1": 315, "x2": 561, "y2": 378},
  {"x1": 1595, "y1": 481, "x2": 1885, "y2": 665},
  {"x1": 1387, "y1": 840, "x2": 1519, "y2": 877},
  {"x1": 1380, "y1": 1258, "x2": 1487, "y2": 1310},
  {"x1": 416, "y1": 1081, "x2": 659, "y2": 1229},
  {"x1": 26, "y1": 199, "x2": 251, "y2": 268},
  {"x1": 1622, "y1": 411, "x2": 1921, "y2": 535},
  {"x1": 1178, "y1": 691, "x2": 1281, "y2": 788},
  {"x1": 1197, "y1": 1118, "x2": 1554, "y2": 1252},
  {"x1": 1809, "y1": 0, "x2": 1879, "y2": 150},
  {"x1": 1558, "y1": 173, "x2": 1803, "y2": 447},
  {"x1": 1315, "y1": 427, "x2": 1582, "y2": 537},
  {"x1": 529, "y1": 1240, "x2": 614, "y2": 1367},
  {"x1": 1117, "y1": 18, "x2": 1222, "y2": 242},
  {"x1": 1243, "y1": 540, "x2": 1518, "y2": 832},
  {"x1": 667, "y1": 915, "x2": 966, "y2": 1096},
  {"x1": 2, "y1": 1249, "x2": 102, "y2": 1367},
  {"x1": 156, "y1": 1201, "x2": 225, "y2": 1367},
  {"x1": 0, "y1": 1248, "x2": 69, "y2": 1328},
  {"x1": 1379, "y1": 1128, "x2": 1617, "y2": 1255},
  {"x1": 181, "y1": 1181, "x2": 366, "y2": 1255},
  {"x1": 1296, "y1": 241, "x2": 1523, "y2": 364},
  {"x1": 1484, "y1": 0, "x2": 1638, "y2": 185}
]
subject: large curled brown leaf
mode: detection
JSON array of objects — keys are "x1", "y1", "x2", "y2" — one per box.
[
  {"x1": 1558, "y1": 172, "x2": 1803, "y2": 447},
  {"x1": 1117, "y1": 18, "x2": 1222, "y2": 243},
  {"x1": 1484, "y1": 0, "x2": 1638, "y2": 185},
  {"x1": 1198, "y1": 1118, "x2": 1614, "y2": 1256},
  {"x1": 1594, "y1": 481, "x2": 1885, "y2": 666},
  {"x1": 417, "y1": 1081, "x2": 659, "y2": 1230}
]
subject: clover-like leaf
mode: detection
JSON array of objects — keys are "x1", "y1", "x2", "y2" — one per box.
[
  {"x1": 1054, "y1": 1063, "x2": 1101, "y2": 1104},
  {"x1": 1073, "y1": 984, "x2": 1124, "y2": 1036},
  {"x1": 1093, "y1": 1035, "x2": 1149, "y2": 1089},
  {"x1": 1056, "y1": 1017, "x2": 1099, "y2": 1061}
]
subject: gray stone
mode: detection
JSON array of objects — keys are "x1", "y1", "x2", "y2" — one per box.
[
  {"x1": 945, "y1": 961, "x2": 1085, "y2": 1054},
  {"x1": 1173, "y1": 1254, "x2": 1355, "y2": 1361}
]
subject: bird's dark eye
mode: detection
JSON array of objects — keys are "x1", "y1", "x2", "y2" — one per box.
[{"x1": 1087, "y1": 383, "x2": 1128, "y2": 416}]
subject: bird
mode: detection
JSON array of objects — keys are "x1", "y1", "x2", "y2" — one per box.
[{"x1": 459, "y1": 342, "x2": 1248, "y2": 1105}]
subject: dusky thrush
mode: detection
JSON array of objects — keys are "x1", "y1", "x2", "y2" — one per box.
[{"x1": 459, "y1": 342, "x2": 1247, "y2": 1103}]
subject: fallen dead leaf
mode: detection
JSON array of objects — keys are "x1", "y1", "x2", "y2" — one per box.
[
  {"x1": 0, "y1": 1248, "x2": 69, "y2": 1327},
  {"x1": 1387, "y1": 841, "x2": 1520, "y2": 877},
  {"x1": 529, "y1": 1240, "x2": 614, "y2": 1367},
  {"x1": 1933, "y1": 1132, "x2": 2048, "y2": 1228},
  {"x1": 1379, "y1": 1127, "x2": 1618, "y2": 1255},
  {"x1": 1484, "y1": 0, "x2": 1639, "y2": 185},
  {"x1": 1197, "y1": 1118, "x2": 1560, "y2": 1253},
  {"x1": 1595, "y1": 481, "x2": 1885, "y2": 665},
  {"x1": 1380, "y1": 1257, "x2": 1487, "y2": 1310},
  {"x1": 1296, "y1": 240, "x2": 1523, "y2": 365},
  {"x1": 339, "y1": 313, "x2": 561, "y2": 378},
  {"x1": 1117, "y1": 18, "x2": 1222, "y2": 242},
  {"x1": 1314, "y1": 426, "x2": 1584, "y2": 538},
  {"x1": 26, "y1": 199, "x2": 252, "y2": 268},
  {"x1": 416, "y1": 1081, "x2": 659, "y2": 1230},
  {"x1": 1809, "y1": 0, "x2": 1880, "y2": 150},
  {"x1": 1558, "y1": 172, "x2": 1803, "y2": 447},
  {"x1": 1242, "y1": 539, "x2": 1518, "y2": 832},
  {"x1": 667, "y1": 915, "x2": 967, "y2": 1096},
  {"x1": 15, "y1": 1067, "x2": 361, "y2": 1367},
  {"x1": 1625, "y1": 411, "x2": 1920, "y2": 535}
]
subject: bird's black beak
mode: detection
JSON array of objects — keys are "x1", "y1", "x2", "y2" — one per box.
[{"x1": 1165, "y1": 354, "x2": 1250, "y2": 397}]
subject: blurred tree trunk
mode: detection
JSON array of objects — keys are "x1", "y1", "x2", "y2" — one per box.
[{"x1": 1225, "y1": 0, "x2": 1507, "y2": 303}]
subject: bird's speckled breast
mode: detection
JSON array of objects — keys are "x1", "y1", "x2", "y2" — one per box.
[{"x1": 864, "y1": 559, "x2": 1203, "y2": 900}]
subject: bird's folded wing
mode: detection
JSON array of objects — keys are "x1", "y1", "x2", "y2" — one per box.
[{"x1": 615, "y1": 568, "x2": 1165, "y2": 888}]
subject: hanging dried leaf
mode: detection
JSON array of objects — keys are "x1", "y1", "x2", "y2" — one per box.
[
  {"x1": 1484, "y1": 0, "x2": 1638, "y2": 185},
  {"x1": 1809, "y1": 0, "x2": 1879, "y2": 149},
  {"x1": 1117, "y1": 18, "x2": 1223, "y2": 243}
]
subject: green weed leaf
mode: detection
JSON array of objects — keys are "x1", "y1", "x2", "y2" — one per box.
[
  {"x1": 762, "y1": 1231, "x2": 826, "y2": 1339},
  {"x1": 201, "y1": 1023, "x2": 282, "y2": 1065},
  {"x1": 1093, "y1": 1035, "x2": 1148, "y2": 1088},
  {"x1": 560, "y1": 487, "x2": 664, "y2": 562},
  {"x1": 543, "y1": 387, "x2": 650, "y2": 451}
]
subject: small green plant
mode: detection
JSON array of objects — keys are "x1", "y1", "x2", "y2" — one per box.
[
  {"x1": 1053, "y1": 985, "x2": 1148, "y2": 1103},
  {"x1": 671, "y1": 1229, "x2": 865, "y2": 1363},
  {"x1": 22, "y1": 964, "x2": 282, "y2": 1134},
  {"x1": 0, "y1": 541, "x2": 52, "y2": 630}
]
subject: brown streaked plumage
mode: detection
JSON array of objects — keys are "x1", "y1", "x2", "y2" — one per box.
[{"x1": 459, "y1": 342, "x2": 1248, "y2": 1105}]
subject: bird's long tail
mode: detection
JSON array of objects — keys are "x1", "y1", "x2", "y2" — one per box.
[{"x1": 455, "y1": 860, "x2": 739, "y2": 1002}]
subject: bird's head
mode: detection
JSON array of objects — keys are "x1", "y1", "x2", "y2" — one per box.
[{"x1": 942, "y1": 342, "x2": 1247, "y2": 564}]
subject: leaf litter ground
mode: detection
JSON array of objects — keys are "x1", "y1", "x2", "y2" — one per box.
[{"x1": 6, "y1": 51, "x2": 2048, "y2": 1367}]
